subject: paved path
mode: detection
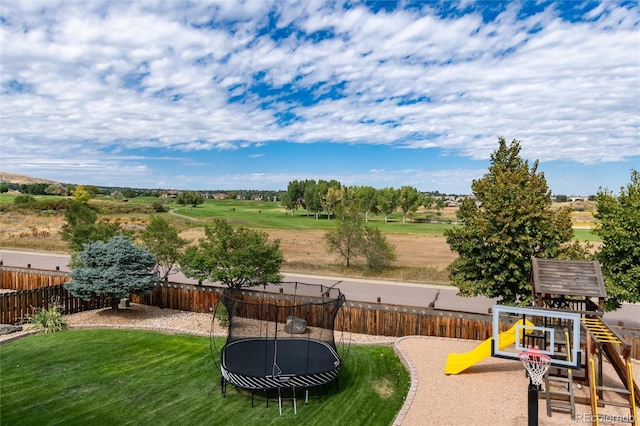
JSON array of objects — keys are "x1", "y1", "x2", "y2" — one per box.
[{"x1": 2, "y1": 249, "x2": 638, "y2": 329}]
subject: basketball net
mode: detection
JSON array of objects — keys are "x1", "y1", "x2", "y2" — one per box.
[{"x1": 519, "y1": 347, "x2": 551, "y2": 386}]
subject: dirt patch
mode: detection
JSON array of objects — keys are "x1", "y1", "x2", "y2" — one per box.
[{"x1": 372, "y1": 378, "x2": 395, "y2": 399}]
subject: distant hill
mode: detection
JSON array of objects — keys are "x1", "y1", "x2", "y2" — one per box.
[{"x1": 0, "y1": 172, "x2": 60, "y2": 185}]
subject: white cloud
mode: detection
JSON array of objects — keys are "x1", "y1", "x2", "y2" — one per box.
[{"x1": 0, "y1": 1, "x2": 637, "y2": 190}]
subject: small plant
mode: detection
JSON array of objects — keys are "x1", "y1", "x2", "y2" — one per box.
[
  {"x1": 27, "y1": 305, "x2": 68, "y2": 333},
  {"x1": 215, "y1": 303, "x2": 229, "y2": 327}
]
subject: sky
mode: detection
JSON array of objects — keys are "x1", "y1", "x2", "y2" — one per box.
[{"x1": 0, "y1": 1, "x2": 638, "y2": 195}]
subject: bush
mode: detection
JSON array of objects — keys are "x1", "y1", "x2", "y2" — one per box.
[
  {"x1": 91, "y1": 201, "x2": 154, "y2": 215},
  {"x1": 152, "y1": 201, "x2": 166, "y2": 212},
  {"x1": 215, "y1": 302, "x2": 229, "y2": 327},
  {"x1": 3, "y1": 198, "x2": 71, "y2": 212},
  {"x1": 13, "y1": 194, "x2": 36, "y2": 205},
  {"x1": 27, "y1": 305, "x2": 68, "y2": 333}
]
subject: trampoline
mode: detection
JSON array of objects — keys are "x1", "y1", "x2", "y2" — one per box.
[
  {"x1": 221, "y1": 338, "x2": 341, "y2": 391},
  {"x1": 215, "y1": 284, "x2": 346, "y2": 400}
]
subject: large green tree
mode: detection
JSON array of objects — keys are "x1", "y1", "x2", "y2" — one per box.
[
  {"x1": 377, "y1": 187, "x2": 398, "y2": 222},
  {"x1": 139, "y1": 215, "x2": 188, "y2": 281},
  {"x1": 593, "y1": 169, "x2": 640, "y2": 311},
  {"x1": 444, "y1": 138, "x2": 585, "y2": 305},
  {"x1": 181, "y1": 219, "x2": 283, "y2": 288},
  {"x1": 354, "y1": 185, "x2": 378, "y2": 222},
  {"x1": 175, "y1": 191, "x2": 204, "y2": 208},
  {"x1": 397, "y1": 186, "x2": 424, "y2": 223},
  {"x1": 303, "y1": 179, "x2": 323, "y2": 218},
  {"x1": 65, "y1": 236, "x2": 158, "y2": 310},
  {"x1": 282, "y1": 180, "x2": 305, "y2": 215},
  {"x1": 323, "y1": 186, "x2": 343, "y2": 220}
]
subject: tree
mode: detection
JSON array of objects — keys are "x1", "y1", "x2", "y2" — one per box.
[
  {"x1": 423, "y1": 195, "x2": 444, "y2": 218},
  {"x1": 20, "y1": 183, "x2": 48, "y2": 195},
  {"x1": 60, "y1": 201, "x2": 121, "y2": 252},
  {"x1": 280, "y1": 191, "x2": 294, "y2": 214},
  {"x1": 283, "y1": 180, "x2": 304, "y2": 215},
  {"x1": 65, "y1": 236, "x2": 158, "y2": 310},
  {"x1": 324, "y1": 208, "x2": 365, "y2": 267},
  {"x1": 84, "y1": 185, "x2": 100, "y2": 197},
  {"x1": 593, "y1": 169, "x2": 640, "y2": 311},
  {"x1": 377, "y1": 187, "x2": 398, "y2": 222},
  {"x1": 72, "y1": 185, "x2": 91, "y2": 203},
  {"x1": 181, "y1": 219, "x2": 283, "y2": 289},
  {"x1": 324, "y1": 204, "x2": 396, "y2": 270},
  {"x1": 139, "y1": 215, "x2": 189, "y2": 281},
  {"x1": 361, "y1": 226, "x2": 397, "y2": 272},
  {"x1": 323, "y1": 186, "x2": 343, "y2": 219},
  {"x1": 398, "y1": 186, "x2": 424, "y2": 223},
  {"x1": 303, "y1": 180, "x2": 323, "y2": 218},
  {"x1": 444, "y1": 138, "x2": 586, "y2": 305},
  {"x1": 159, "y1": 193, "x2": 172, "y2": 209},
  {"x1": 122, "y1": 188, "x2": 136, "y2": 199},
  {"x1": 355, "y1": 185, "x2": 378, "y2": 222},
  {"x1": 176, "y1": 191, "x2": 203, "y2": 208},
  {"x1": 45, "y1": 183, "x2": 68, "y2": 196}
]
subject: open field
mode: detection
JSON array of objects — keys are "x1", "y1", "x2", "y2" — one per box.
[{"x1": 0, "y1": 196, "x2": 599, "y2": 284}]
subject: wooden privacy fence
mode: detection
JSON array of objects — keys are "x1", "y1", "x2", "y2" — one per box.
[
  {"x1": 1, "y1": 266, "x2": 70, "y2": 290},
  {"x1": 134, "y1": 283, "x2": 497, "y2": 340},
  {"x1": 0, "y1": 284, "x2": 111, "y2": 324},
  {"x1": 1, "y1": 267, "x2": 639, "y2": 359},
  {"x1": 132, "y1": 282, "x2": 223, "y2": 313}
]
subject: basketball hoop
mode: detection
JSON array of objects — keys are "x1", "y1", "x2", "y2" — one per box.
[{"x1": 519, "y1": 348, "x2": 551, "y2": 386}]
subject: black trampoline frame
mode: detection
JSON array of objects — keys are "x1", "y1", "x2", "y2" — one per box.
[{"x1": 220, "y1": 338, "x2": 341, "y2": 394}]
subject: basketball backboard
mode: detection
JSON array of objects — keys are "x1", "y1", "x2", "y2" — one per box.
[{"x1": 491, "y1": 305, "x2": 581, "y2": 369}]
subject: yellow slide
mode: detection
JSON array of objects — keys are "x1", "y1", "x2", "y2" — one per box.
[{"x1": 444, "y1": 319, "x2": 533, "y2": 375}]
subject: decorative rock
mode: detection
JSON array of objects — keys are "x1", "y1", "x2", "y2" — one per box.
[
  {"x1": 0, "y1": 324, "x2": 23, "y2": 335},
  {"x1": 284, "y1": 316, "x2": 307, "y2": 334}
]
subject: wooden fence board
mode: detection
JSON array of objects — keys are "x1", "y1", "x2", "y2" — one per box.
[{"x1": 1, "y1": 267, "x2": 639, "y2": 359}]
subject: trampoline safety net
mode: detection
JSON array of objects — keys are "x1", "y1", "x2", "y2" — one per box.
[{"x1": 219, "y1": 283, "x2": 346, "y2": 393}]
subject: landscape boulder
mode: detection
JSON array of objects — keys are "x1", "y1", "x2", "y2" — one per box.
[
  {"x1": 0, "y1": 324, "x2": 22, "y2": 335},
  {"x1": 284, "y1": 316, "x2": 307, "y2": 334}
]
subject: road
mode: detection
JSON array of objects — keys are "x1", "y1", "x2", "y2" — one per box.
[{"x1": 2, "y1": 249, "x2": 638, "y2": 329}]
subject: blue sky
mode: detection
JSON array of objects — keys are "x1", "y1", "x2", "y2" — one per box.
[{"x1": 0, "y1": 1, "x2": 638, "y2": 195}]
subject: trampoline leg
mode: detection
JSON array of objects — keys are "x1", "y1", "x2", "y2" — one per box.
[
  {"x1": 278, "y1": 387, "x2": 297, "y2": 416},
  {"x1": 221, "y1": 377, "x2": 226, "y2": 397}
]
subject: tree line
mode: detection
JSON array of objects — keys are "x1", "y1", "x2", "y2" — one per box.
[{"x1": 281, "y1": 180, "x2": 446, "y2": 223}]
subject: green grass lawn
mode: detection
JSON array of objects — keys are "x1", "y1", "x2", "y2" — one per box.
[
  {"x1": 169, "y1": 199, "x2": 458, "y2": 236},
  {"x1": 572, "y1": 228, "x2": 600, "y2": 242},
  {"x1": 0, "y1": 330, "x2": 409, "y2": 426}
]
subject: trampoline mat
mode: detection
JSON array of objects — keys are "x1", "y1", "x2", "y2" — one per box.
[{"x1": 222, "y1": 338, "x2": 340, "y2": 377}]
